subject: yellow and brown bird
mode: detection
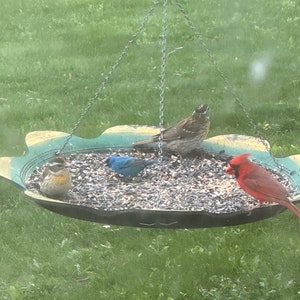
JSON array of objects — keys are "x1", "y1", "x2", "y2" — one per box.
[
  {"x1": 134, "y1": 104, "x2": 210, "y2": 155},
  {"x1": 40, "y1": 157, "x2": 72, "y2": 199}
]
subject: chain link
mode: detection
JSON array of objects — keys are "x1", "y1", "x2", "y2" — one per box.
[
  {"x1": 175, "y1": 0, "x2": 282, "y2": 170},
  {"x1": 56, "y1": 0, "x2": 281, "y2": 170},
  {"x1": 158, "y1": 0, "x2": 168, "y2": 162},
  {"x1": 57, "y1": 0, "x2": 159, "y2": 155}
]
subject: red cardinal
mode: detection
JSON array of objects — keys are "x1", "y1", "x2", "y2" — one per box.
[{"x1": 226, "y1": 153, "x2": 300, "y2": 218}]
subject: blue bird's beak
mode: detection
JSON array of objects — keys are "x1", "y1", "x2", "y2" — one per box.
[{"x1": 105, "y1": 158, "x2": 110, "y2": 166}]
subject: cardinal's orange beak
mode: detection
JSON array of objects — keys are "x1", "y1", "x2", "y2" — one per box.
[{"x1": 225, "y1": 165, "x2": 235, "y2": 175}]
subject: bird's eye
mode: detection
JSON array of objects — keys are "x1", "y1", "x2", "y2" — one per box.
[{"x1": 229, "y1": 163, "x2": 239, "y2": 170}]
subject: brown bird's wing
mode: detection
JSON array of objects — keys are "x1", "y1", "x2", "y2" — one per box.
[
  {"x1": 133, "y1": 126, "x2": 179, "y2": 145},
  {"x1": 152, "y1": 117, "x2": 200, "y2": 142},
  {"x1": 175, "y1": 118, "x2": 204, "y2": 138},
  {"x1": 134, "y1": 104, "x2": 209, "y2": 145},
  {"x1": 158, "y1": 119, "x2": 189, "y2": 141}
]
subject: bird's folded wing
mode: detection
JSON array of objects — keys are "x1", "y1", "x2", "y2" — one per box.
[
  {"x1": 242, "y1": 176, "x2": 289, "y2": 202},
  {"x1": 119, "y1": 159, "x2": 145, "y2": 169},
  {"x1": 150, "y1": 126, "x2": 180, "y2": 142}
]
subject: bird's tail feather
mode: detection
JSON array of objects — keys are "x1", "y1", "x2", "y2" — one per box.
[
  {"x1": 134, "y1": 139, "x2": 154, "y2": 146},
  {"x1": 283, "y1": 201, "x2": 300, "y2": 219},
  {"x1": 146, "y1": 158, "x2": 158, "y2": 166},
  {"x1": 291, "y1": 193, "x2": 300, "y2": 202}
]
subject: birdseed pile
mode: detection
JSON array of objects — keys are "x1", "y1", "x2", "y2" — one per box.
[{"x1": 26, "y1": 150, "x2": 295, "y2": 214}]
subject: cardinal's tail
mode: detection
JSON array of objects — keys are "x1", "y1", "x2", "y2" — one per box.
[
  {"x1": 283, "y1": 201, "x2": 300, "y2": 219},
  {"x1": 291, "y1": 194, "x2": 300, "y2": 202}
]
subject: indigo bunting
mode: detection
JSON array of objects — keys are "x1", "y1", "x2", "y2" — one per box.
[
  {"x1": 40, "y1": 157, "x2": 72, "y2": 199},
  {"x1": 134, "y1": 104, "x2": 210, "y2": 155},
  {"x1": 106, "y1": 155, "x2": 157, "y2": 177}
]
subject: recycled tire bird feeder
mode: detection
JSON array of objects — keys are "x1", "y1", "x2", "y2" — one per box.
[{"x1": 1, "y1": 1, "x2": 300, "y2": 228}]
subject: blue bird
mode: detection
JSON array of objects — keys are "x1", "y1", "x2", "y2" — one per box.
[{"x1": 106, "y1": 155, "x2": 157, "y2": 177}]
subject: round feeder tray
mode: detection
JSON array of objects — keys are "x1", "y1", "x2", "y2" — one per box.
[{"x1": 0, "y1": 125, "x2": 300, "y2": 228}]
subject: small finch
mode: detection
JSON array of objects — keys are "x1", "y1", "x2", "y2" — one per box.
[
  {"x1": 106, "y1": 155, "x2": 157, "y2": 177},
  {"x1": 134, "y1": 104, "x2": 210, "y2": 155},
  {"x1": 226, "y1": 153, "x2": 300, "y2": 218},
  {"x1": 40, "y1": 157, "x2": 72, "y2": 199}
]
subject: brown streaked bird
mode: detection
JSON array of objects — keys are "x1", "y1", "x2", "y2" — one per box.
[
  {"x1": 134, "y1": 104, "x2": 210, "y2": 155},
  {"x1": 40, "y1": 157, "x2": 72, "y2": 199}
]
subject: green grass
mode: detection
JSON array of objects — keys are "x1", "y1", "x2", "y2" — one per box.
[{"x1": 0, "y1": 0, "x2": 300, "y2": 299}]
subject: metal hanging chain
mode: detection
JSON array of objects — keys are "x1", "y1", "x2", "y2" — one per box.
[
  {"x1": 175, "y1": 0, "x2": 282, "y2": 169},
  {"x1": 57, "y1": 0, "x2": 159, "y2": 155},
  {"x1": 158, "y1": 0, "x2": 168, "y2": 162}
]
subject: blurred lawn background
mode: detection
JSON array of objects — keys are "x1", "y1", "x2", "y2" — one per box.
[{"x1": 0, "y1": 0, "x2": 299, "y2": 299}]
